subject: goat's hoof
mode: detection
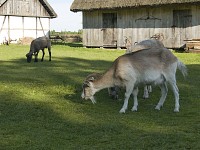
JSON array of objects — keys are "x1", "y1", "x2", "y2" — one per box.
[
  {"x1": 143, "y1": 95, "x2": 149, "y2": 99},
  {"x1": 119, "y1": 108, "x2": 126, "y2": 113},
  {"x1": 143, "y1": 93, "x2": 149, "y2": 99},
  {"x1": 174, "y1": 108, "x2": 179, "y2": 112},
  {"x1": 148, "y1": 89, "x2": 152, "y2": 93},
  {"x1": 155, "y1": 105, "x2": 161, "y2": 110},
  {"x1": 131, "y1": 107, "x2": 138, "y2": 112}
]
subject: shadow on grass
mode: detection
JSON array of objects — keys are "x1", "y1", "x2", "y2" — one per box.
[
  {"x1": 0, "y1": 55, "x2": 200, "y2": 149},
  {"x1": 0, "y1": 91, "x2": 130, "y2": 149},
  {"x1": 0, "y1": 56, "x2": 199, "y2": 105},
  {"x1": 0, "y1": 56, "x2": 112, "y2": 85}
]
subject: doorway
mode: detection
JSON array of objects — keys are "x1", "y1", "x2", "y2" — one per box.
[
  {"x1": 102, "y1": 13, "x2": 117, "y2": 47},
  {"x1": 172, "y1": 9, "x2": 192, "y2": 47}
]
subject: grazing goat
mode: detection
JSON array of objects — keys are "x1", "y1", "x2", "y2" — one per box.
[
  {"x1": 125, "y1": 38, "x2": 164, "y2": 53},
  {"x1": 26, "y1": 36, "x2": 51, "y2": 63},
  {"x1": 109, "y1": 39, "x2": 164, "y2": 99},
  {"x1": 127, "y1": 39, "x2": 165, "y2": 98},
  {"x1": 82, "y1": 47, "x2": 187, "y2": 113}
]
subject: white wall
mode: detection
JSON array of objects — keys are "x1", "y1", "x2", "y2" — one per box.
[{"x1": 0, "y1": 16, "x2": 50, "y2": 44}]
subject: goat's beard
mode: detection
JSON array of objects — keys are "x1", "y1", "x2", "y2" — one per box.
[
  {"x1": 81, "y1": 91, "x2": 96, "y2": 104},
  {"x1": 90, "y1": 96, "x2": 96, "y2": 104}
]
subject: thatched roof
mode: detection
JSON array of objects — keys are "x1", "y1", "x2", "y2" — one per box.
[{"x1": 70, "y1": 0, "x2": 200, "y2": 12}]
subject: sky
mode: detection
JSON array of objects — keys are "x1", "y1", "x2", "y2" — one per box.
[{"x1": 47, "y1": 0, "x2": 82, "y2": 32}]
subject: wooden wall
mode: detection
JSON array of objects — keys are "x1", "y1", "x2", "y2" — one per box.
[
  {"x1": 0, "y1": 0, "x2": 50, "y2": 17},
  {"x1": 83, "y1": 11, "x2": 103, "y2": 47},
  {"x1": 82, "y1": 4, "x2": 200, "y2": 48}
]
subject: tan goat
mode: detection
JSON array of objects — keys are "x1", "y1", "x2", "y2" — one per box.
[
  {"x1": 82, "y1": 47, "x2": 187, "y2": 113},
  {"x1": 108, "y1": 39, "x2": 164, "y2": 99},
  {"x1": 126, "y1": 39, "x2": 165, "y2": 98},
  {"x1": 125, "y1": 38, "x2": 164, "y2": 53}
]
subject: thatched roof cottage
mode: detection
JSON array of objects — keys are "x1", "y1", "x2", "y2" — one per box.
[{"x1": 71, "y1": 0, "x2": 200, "y2": 49}]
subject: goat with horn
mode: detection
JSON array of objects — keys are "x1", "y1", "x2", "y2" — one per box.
[{"x1": 81, "y1": 47, "x2": 187, "y2": 113}]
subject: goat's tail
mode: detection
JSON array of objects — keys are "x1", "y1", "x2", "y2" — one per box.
[{"x1": 177, "y1": 60, "x2": 188, "y2": 78}]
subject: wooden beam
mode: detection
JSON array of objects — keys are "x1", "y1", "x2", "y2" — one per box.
[
  {"x1": 39, "y1": 17, "x2": 46, "y2": 37},
  {"x1": 8, "y1": 16, "x2": 10, "y2": 42},
  {"x1": 0, "y1": 16, "x2": 6, "y2": 34},
  {"x1": 22, "y1": 16, "x2": 24, "y2": 38},
  {"x1": 36, "y1": 17, "x2": 38, "y2": 38}
]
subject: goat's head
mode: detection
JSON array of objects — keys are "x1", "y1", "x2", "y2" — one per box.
[
  {"x1": 81, "y1": 80, "x2": 96, "y2": 104},
  {"x1": 26, "y1": 53, "x2": 32, "y2": 63},
  {"x1": 81, "y1": 73, "x2": 101, "y2": 104},
  {"x1": 108, "y1": 86, "x2": 119, "y2": 100},
  {"x1": 124, "y1": 36, "x2": 133, "y2": 54}
]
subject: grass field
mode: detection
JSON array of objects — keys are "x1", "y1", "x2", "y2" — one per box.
[{"x1": 0, "y1": 44, "x2": 200, "y2": 149}]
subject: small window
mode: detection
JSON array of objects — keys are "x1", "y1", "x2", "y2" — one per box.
[
  {"x1": 103, "y1": 13, "x2": 117, "y2": 28},
  {"x1": 173, "y1": 10, "x2": 192, "y2": 28}
]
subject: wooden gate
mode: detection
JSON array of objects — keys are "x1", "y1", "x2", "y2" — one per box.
[{"x1": 102, "y1": 13, "x2": 117, "y2": 47}]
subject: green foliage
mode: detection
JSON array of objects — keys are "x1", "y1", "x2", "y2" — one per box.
[
  {"x1": 0, "y1": 44, "x2": 199, "y2": 149},
  {"x1": 50, "y1": 30, "x2": 83, "y2": 36}
]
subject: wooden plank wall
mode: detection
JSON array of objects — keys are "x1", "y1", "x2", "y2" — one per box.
[
  {"x1": 83, "y1": 11, "x2": 103, "y2": 47},
  {"x1": 83, "y1": 4, "x2": 200, "y2": 48},
  {"x1": 0, "y1": 0, "x2": 50, "y2": 17}
]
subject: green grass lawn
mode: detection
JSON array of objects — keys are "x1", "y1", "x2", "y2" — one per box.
[{"x1": 0, "y1": 44, "x2": 200, "y2": 149}]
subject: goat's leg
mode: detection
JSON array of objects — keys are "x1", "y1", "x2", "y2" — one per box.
[
  {"x1": 119, "y1": 83, "x2": 134, "y2": 113},
  {"x1": 34, "y1": 52, "x2": 38, "y2": 62},
  {"x1": 41, "y1": 49, "x2": 45, "y2": 62},
  {"x1": 155, "y1": 82, "x2": 168, "y2": 110},
  {"x1": 108, "y1": 88, "x2": 111, "y2": 96},
  {"x1": 143, "y1": 85, "x2": 149, "y2": 99},
  {"x1": 131, "y1": 87, "x2": 139, "y2": 111},
  {"x1": 170, "y1": 81, "x2": 180, "y2": 112},
  {"x1": 148, "y1": 85, "x2": 152, "y2": 93},
  {"x1": 48, "y1": 47, "x2": 51, "y2": 61}
]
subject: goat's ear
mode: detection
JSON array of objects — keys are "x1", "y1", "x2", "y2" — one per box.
[
  {"x1": 26, "y1": 53, "x2": 31, "y2": 57},
  {"x1": 88, "y1": 76, "x2": 95, "y2": 82},
  {"x1": 125, "y1": 38, "x2": 132, "y2": 48},
  {"x1": 86, "y1": 73, "x2": 101, "y2": 82}
]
